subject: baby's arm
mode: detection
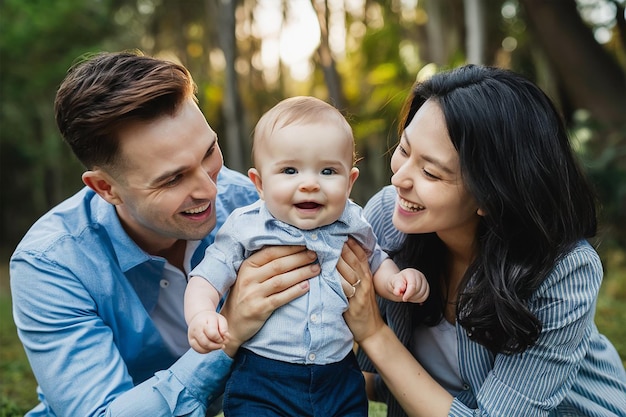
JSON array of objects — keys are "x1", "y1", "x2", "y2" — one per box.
[
  {"x1": 184, "y1": 276, "x2": 230, "y2": 353},
  {"x1": 373, "y1": 259, "x2": 429, "y2": 303}
]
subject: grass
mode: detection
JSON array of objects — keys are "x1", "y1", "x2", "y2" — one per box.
[
  {"x1": 1, "y1": 249, "x2": 625, "y2": 416},
  {"x1": 0, "y1": 259, "x2": 38, "y2": 416}
]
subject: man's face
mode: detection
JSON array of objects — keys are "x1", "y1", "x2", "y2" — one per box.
[{"x1": 103, "y1": 99, "x2": 224, "y2": 253}]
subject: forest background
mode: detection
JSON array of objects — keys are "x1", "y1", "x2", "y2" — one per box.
[{"x1": 1, "y1": 0, "x2": 625, "y2": 414}]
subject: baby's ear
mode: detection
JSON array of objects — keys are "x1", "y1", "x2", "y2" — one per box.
[
  {"x1": 247, "y1": 168, "x2": 264, "y2": 200},
  {"x1": 348, "y1": 167, "x2": 360, "y2": 191}
]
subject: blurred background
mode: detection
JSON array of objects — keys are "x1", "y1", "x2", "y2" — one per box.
[{"x1": 1, "y1": 0, "x2": 625, "y2": 414}]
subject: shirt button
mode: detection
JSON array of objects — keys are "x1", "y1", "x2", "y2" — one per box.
[
  {"x1": 310, "y1": 313, "x2": 318, "y2": 323},
  {"x1": 310, "y1": 233, "x2": 318, "y2": 240},
  {"x1": 308, "y1": 353, "x2": 316, "y2": 361},
  {"x1": 463, "y1": 383, "x2": 470, "y2": 390},
  {"x1": 160, "y1": 279, "x2": 170, "y2": 288}
]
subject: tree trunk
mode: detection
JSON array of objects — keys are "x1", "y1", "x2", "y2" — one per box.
[
  {"x1": 520, "y1": 0, "x2": 626, "y2": 129},
  {"x1": 312, "y1": 0, "x2": 346, "y2": 110},
  {"x1": 464, "y1": 0, "x2": 486, "y2": 64},
  {"x1": 207, "y1": 0, "x2": 247, "y2": 172}
]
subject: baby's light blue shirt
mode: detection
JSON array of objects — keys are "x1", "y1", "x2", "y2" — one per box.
[{"x1": 190, "y1": 199, "x2": 388, "y2": 365}]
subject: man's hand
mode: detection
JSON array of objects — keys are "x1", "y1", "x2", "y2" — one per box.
[{"x1": 219, "y1": 245, "x2": 319, "y2": 357}]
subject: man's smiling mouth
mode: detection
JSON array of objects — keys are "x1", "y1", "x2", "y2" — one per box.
[{"x1": 183, "y1": 203, "x2": 210, "y2": 215}]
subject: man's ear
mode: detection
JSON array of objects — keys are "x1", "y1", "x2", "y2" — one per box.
[
  {"x1": 247, "y1": 168, "x2": 264, "y2": 200},
  {"x1": 82, "y1": 169, "x2": 123, "y2": 205}
]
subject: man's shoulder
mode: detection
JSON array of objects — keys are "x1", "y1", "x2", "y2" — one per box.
[
  {"x1": 217, "y1": 200, "x2": 264, "y2": 232},
  {"x1": 12, "y1": 187, "x2": 108, "y2": 255},
  {"x1": 215, "y1": 166, "x2": 259, "y2": 214},
  {"x1": 217, "y1": 166, "x2": 256, "y2": 192}
]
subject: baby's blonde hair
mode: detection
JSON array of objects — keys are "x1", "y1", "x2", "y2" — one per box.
[{"x1": 252, "y1": 96, "x2": 355, "y2": 166}]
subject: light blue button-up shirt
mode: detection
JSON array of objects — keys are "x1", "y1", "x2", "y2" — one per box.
[
  {"x1": 190, "y1": 199, "x2": 388, "y2": 365},
  {"x1": 358, "y1": 185, "x2": 626, "y2": 417},
  {"x1": 10, "y1": 167, "x2": 259, "y2": 417}
]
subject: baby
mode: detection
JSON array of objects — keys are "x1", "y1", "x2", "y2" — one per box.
[{"x1": 185, "y1": 96, "x2": 429, "y2": 416}]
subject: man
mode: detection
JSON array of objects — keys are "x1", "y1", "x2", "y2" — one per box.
[{"x1": 10, "y1": 51, "x2": 318, "y2": 416}]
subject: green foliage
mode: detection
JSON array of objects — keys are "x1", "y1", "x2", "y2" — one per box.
[
  {"x1": 0, "y1": 397, "x2": 27, "y2": 417},
  {"x1": 0, "y1": 0, "x2": 124, "y2": 250},
  {"x1": 596, "y1": 251, "x2": 626, "y2": 368}
]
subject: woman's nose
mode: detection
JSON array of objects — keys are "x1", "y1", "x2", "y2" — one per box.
[{"x1": 391, "y1": 164, "x2": 412, "y2": 189}]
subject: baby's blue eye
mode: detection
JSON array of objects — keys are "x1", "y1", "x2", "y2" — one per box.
[
  {"x1": 283, "y1": 167, "x2": 297, "y2": 175},
  {"x1": 321, "y1": 168, "x2": 336, "y2": 175}
]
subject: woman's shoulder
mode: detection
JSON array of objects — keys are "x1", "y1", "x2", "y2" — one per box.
[
  {"x1": 363, "y1": 185, "x2": 397, "y2": 220},
  {"x1": 363, "y1": 185, "x2": 406, "y2": 252},
  {"x1": 536, "y1": 240, "x2": 603, "y2": 297},
  {"x1": 555, "y1": 240, "x2": 602, "y2": 277}
]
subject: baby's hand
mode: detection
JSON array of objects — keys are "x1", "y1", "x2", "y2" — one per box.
[
  {"x1": 390, "y1": 268, "x2": 429, "y2": 303},
  {"x1": 187, "y1": 310, "x2": 230, "y2": 354}
]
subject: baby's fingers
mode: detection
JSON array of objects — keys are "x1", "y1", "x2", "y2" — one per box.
[
  {"x1": 216, "y1": 314, "x2": 231, "y2": 341},
  {"x1": 190, "y1": 332, "x2": 224, "y2": 353},
  {"x1": 402, "y1": 281, "x2": 417, "y2": 301}
]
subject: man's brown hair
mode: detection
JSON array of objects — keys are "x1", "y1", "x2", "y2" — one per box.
[{"x1": 54, "y1": 50, "x2": 197, "y2": 169}]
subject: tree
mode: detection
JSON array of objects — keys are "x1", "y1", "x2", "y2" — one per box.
[
  {"x1": 520, "y1": 0, "x2": 626, "y2": 129},
  {"x1": 0, "y1": 0, "x2": 121, "y2": 249},
  {"x1": 208, "y1": 0, "x2": 248, "y2": 172},
  {"x1": 519, "y1": 0, "x2": 626, "y2": 246}
]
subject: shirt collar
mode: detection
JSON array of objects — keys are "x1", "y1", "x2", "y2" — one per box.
[{"x1": 93, "y1": 195, "x2": 153, "y2": 272}]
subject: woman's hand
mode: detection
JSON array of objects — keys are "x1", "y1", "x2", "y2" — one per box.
[
  {"x1": 220, "y1": 245, "x2": 318, "y2": 357},
  {"x1": 338, "y1": 237, "x2": 386, "y2": 344},
  {"x1": 339, "y1": 239, "x2": 453, "y2": 416}
]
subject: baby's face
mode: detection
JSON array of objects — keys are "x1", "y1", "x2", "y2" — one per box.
[{"x1": 250, "y1": 122, "x2": 359, "y2": 230}]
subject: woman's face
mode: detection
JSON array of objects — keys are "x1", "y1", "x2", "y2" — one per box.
[{"x1": 390, "y1": 99, "x2": 482, "y2": 244}]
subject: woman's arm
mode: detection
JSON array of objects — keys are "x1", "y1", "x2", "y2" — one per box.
[{"x1": 339, "y1": 238, "x2": 453, "y2": 417}]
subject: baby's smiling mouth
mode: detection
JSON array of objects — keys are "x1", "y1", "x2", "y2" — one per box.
[{"x1": 295, "y1": 202, "x2": 322, "y2": 210}]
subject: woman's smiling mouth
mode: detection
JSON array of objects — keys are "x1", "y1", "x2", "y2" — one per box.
[{"x1": 398, "y1": 197, "x2": 425, "y2": 212}]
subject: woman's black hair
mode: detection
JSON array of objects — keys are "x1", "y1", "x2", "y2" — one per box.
[{"x1": 394, "y1": 65, "x2": 598, "y2": 354}]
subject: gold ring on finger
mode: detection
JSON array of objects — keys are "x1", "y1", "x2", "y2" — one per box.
[{"x1": 347, "y1": 285, "x2": 356, "y2": 299}]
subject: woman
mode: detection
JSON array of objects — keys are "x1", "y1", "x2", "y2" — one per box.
[{"x1": 339, "y1": 65, "x2": 626, "y2": 416}]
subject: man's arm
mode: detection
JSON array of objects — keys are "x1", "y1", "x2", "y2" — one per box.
[
  {"x1": 219, "y1": 245, "x2": 317, "y2": 357},
  {"x1": 111, "y1": 244, "x2": 320, "y2": 415},
  {"x1": 11, "y1": 250, "x2": 228, "y2": 417},
  {"x1": 106, "y1": 349, "x2": 234, "y2": 417},
  {"x1": 11, "y1": 245, "x2": 317, "y2": 416}
]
